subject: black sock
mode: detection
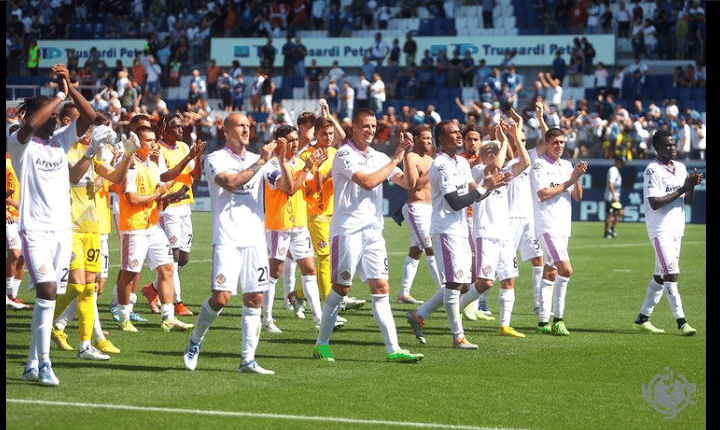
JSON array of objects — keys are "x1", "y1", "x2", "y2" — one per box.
[
  {"x1": 677, "y1": 317, "x2": 687, "y2": 329},
  {"x1": 635, "y1": 313, "x2": 649, "y2": 324},
  {"x1": 553, "y1": 317, "x2": 563, "y2": 323}
]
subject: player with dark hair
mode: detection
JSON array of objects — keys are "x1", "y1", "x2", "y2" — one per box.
[{"x1": 633, "y1": 130, "x2": 703, "y2": 335}]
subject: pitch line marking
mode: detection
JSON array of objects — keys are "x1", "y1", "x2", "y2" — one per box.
[{"x1": 6, "y1": 398, "x2": 529, "y2": 430}]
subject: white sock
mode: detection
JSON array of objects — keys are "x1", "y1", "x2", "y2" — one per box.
[
  {"x1": 111, "y1": 284, "x2": 118, "y2": 307},
  {"x1": 459, "y1": 285, "x2": 481, "y2": 311},
  {"x1": 130, "y1": 292, "x2": 137, "y2": 305},
  {"x1": 12, "y1": 278, "x2": 21, "y2": 297},
  {"x1": 173, "y1": 262, "x2": 181, "y2": 303},
  {"x1": 241, "y1": 305, "x2": 262, "y2": 365},
  {"x1": 29, "y1": 297, "x2": 55, "y2": 368},
  {"x1": 443, "y1": 288, "x2": 463, "y2": 339},
  {"x1": 425, "y1": 255, "x2": 442, "y2": 289},
  {"x1": 282, "y1": 257, "x2": 297, "y2": 296},
  {"x1": 498, "y1": 288, "x2": 515, "y2": 327},
  {"x1": 532, "y1": 265, "x2": 543, "y2": 309},
  {"x1": 639, "y1": 278, "x2": 665, "y2": 317},
  {"x1": 54, "y1": 297, "x2": 77, "y2": 331},
  {"x1": 190, "y1": 298, "x2": 223, "y2": 344},
  {"x1": 263, "y1": 277, "x2": 278, "y2": 324},
  {"x1": 400, "y1": 256, "x2": 420, "y2": 297},
  {"x1": 316, "y1": 289, "x2": 343, "y2": 346},
  {"x1": 371, "y1": 294, "x2": 401, "y2": 353},
  {"x1": 118, "y1": 303, "x2": 132, "y2": 321},
  {"x1": 160, "y1": 302, "x2": 174, "y2": 321},
  {"x1": 538, "y1": 278, "x2": 553, "y2": 323},
  {"x1": 301, "y1": 275, "x2": 322, "y2": 323},
  {"x1": 663, "y1": 281, "x2": 685, "y2": 320},
  {"x1": 79, "y1": 340, "x2": 91, "y2": 351},
  {"x1": 417, "y1": 286, "x2": 444, "y2": 320},
  {"x1": 6, "y1": 277, "x2": 13, "y2": 295},
  {"x1": 552, "y1": 275, "x2": 570, "y2": 320}
]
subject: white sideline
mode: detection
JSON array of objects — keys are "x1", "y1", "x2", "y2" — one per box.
[{"x1": 6, "y1": 398, "x2": 527, "y2": 430}]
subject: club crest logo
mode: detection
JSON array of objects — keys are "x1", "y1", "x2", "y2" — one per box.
[
  {"x1": 341, "y1": 271, "x2": 351, "y2": 281},
  {"x1": 642, "y1": 367, "x2": 696, "y2": 419},
  {"x1": 317, "y1": 240, "x2": 327, "y2": 250},
  {"x1": 215, "y1": 274, "x2": 226, "y2": 285},
  {"x1": 455, "y1": 270, "x2": 463, "y2": 279},
  {"x1": 130, "y1": 259, "x2": 139, "y2": 269},
  {"x1": 483, "y1": 265, "x2": 493, "y2": 276},
  {"x1": 169, "y1": 236, "x2": 178, "y2": 245}
]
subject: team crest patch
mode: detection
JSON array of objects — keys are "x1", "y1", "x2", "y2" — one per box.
[
  {"x1": 455, "y1": 270, "x2": 463, "y2": 279},
  {"x1": 341, "y1": 271, "x2": 351, "y2": 281},
  {"x1": 9, "y1": 237, "x2": 18, "y2": 246},
  {"x1": 130, "y1": 259, "x2": 139, "y2": 269},
  {"x1": 483, "y1": 265, "x2": 493, "y2": 276},
  {"x1": 71, "y1": 252, "x2": 76, "y2": 262},
  {"x1": 317, "y1": 240, "x2": 327, "y2": 250},
  {"x1": 38, "y1": 265, "x2": 47, "y2": 276},
  {"x1": 279, "y1": 247, "x2": 287, "y2": 256},
  {"x1": 216, "y1": 274, "x2": 226, "y2": 285},
  {"x1": 169, "y1": 236, "x2": 178, "y2": 245}
]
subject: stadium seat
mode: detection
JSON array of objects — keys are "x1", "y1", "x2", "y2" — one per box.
[{"x1": 691, "y1": 87, "x2": 705, "y2": 101}]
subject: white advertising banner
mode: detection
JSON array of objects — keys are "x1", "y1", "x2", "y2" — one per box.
[
  {"x1": 37, "y1": 39, "x2": 148, "y2": 68},
  {"x1": 211, "y1": 34, "x2": 614, "y2": 68}
]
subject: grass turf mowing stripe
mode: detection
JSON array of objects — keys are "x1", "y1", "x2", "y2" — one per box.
[{"x1": 6, "y1": 398, "x2": 529, "y2": 430}]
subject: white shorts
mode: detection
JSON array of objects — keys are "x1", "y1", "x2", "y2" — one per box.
[
  {"x1": 510, "y1": 217, "x2": 542, "y2": 262},
  {"x1": 403, "y1": 202, "x2": 433, "y2": 249},
  {"x1": 21, "y1": 229, "x2": 71, "y2": 294},
  {"x1": 267, "y1": 228, "x2": 315, "y2": 261},
  {"x1": 331, "y1": 227, "x2": 389, "y2": 286},
  {"x1": 474, "y1": 237, "x2": 519, "y2": 281},
  {"x1": 212, "y1": 243, "x2": 270, "y2": 295},
  {"x1": 432, "y1": 233, "x2": 472, "y2": 285},
  {"x1": 160, "y1": 212, "x2": 193, "y2": 252},
  {"x1": 100, "y1": 234, "x2": 110, "y2": 279},
  {"x1": 651, "y1": 235, "x2": 681, "y2": 277},
  {"x1": 6, "y1": 222, "x2": 21, "y2": 250},
  {"x1": 119, "y1": 225, "x2": 174, "y2": 273},
  {"x1": 537, "y1": 231, "x2": 570, "y2": 267}
]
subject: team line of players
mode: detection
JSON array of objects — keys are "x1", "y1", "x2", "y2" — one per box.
[{"x1": 7, "y1": 63, "x2": 702, "y2": 385}]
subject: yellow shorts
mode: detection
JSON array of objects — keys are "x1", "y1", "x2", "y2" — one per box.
[
  {"x1": 307, "y1": 215, "x2": 330, "y2": 257},
  {"x1": 70, "y1": 232, "x2": 102, "y2": 274}
]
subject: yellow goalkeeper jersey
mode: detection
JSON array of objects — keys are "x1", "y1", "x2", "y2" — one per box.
[
  {"x1": 67, "y1": 143, "x2": 102, "y2": 233},
  {"x1": 6, "y1": 154, "x2": 20, "y2": 218},
  {"x1": 264, "y1": 157, "x2": 308, "y2": 231},
  {"x1": 300, "y1": 146, "x2": 335, "y2": 218},
  {"x1": 118, "y1": 157, "x2": 161, "y2": 231},
  {"x1": 159, "y1": 140, "x2": 194, "y2": 208}
]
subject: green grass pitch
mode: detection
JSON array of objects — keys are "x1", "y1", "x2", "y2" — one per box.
[{"x1": 6, "y1": 214, "x2": 705, "y2": 429}]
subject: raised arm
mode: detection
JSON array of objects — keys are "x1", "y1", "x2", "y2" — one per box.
[
  {"x1": 352, "y1": 138, "x2": 411, "y2": 191},
  {"x1": 214, "y1": 141, "x2": 276, "y2": 193}
]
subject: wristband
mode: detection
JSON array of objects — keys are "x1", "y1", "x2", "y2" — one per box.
[{"x1": 56, "y1": 92, "x2": 67, "y2": 101}]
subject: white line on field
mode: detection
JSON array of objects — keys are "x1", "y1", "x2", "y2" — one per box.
[{"x1": 6, "y1": 398, "x2": 527, "y2": 430}]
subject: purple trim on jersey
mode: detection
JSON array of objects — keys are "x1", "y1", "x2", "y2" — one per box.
[
  {"x1": 475, "y1": 237, "x2": 483, "y2": 277},
  {"x1": 407, "y1": 204, "x2": 424, "y2": 248},
  {"x1": 20, "y1": 231, "x2": 38, "y2": 286},
  {"x1": 269, "y1": 230, "x2": 279, "y2": 256},
  {"x1": 439, "y1": 234, "x2": 453, "y2": 283},
  {"x1": 330, "y1": 235, "x2": 339, "y2": 284},
  {"x1": 542, "y1": 232, "x2": 560, "y2": 263},
  {"x1": 652, "y1": 237, "x2": 669, "y2": 275}
]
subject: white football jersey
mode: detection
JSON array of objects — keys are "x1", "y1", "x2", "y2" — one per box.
[
  {"x1": 8, "y1": 122, "x2": 79, "y2": 232},
  {"x1": 429, "y1": 151, "x2": 474, "y2": 237},
  {"x1": 506, "y1": 156, "x2": 532, "y2": 219},
  {"x1": 330, "y1": 141, "x2": 400, "y2": 236},
  {"x1": 530, "y1": 154, "x2": 575, "y2": 238},
  {"x1": 605, "y1": 165, "x2": 622, "y2": 201},
  {"x1": 472, "y1": 163, "x2": 512, "y2": 241},
  {"x1": 204, "y1": 147, "x2": 281, "y2": 247},
  {"x1": 643, "y1": 159, "x2": 688, "y2": 238}
]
